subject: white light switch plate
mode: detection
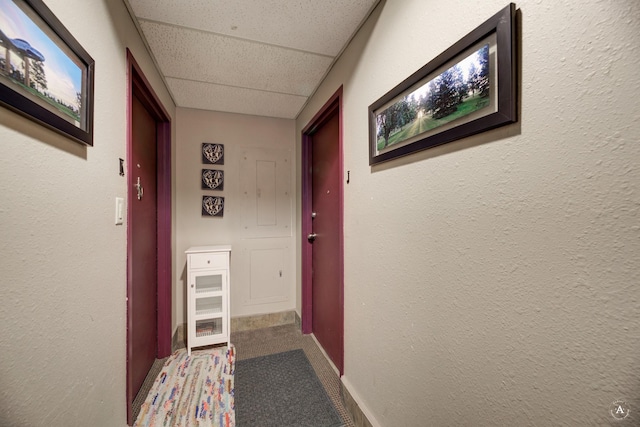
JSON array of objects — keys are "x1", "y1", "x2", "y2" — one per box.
[{"x1": 115, "y1": 197, "x2": 124, "y2": 225}]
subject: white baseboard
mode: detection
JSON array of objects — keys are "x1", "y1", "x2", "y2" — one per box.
[
  {"x1": 341, "y1": 376, "x2": 382, "y2": 427},
  {"x1": 310, "y1": 333, "x2": 340, "y2": 376}
]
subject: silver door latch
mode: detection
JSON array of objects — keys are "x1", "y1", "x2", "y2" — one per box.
[{"x1": 135, "y1": 177, "x2": 144, "y2": 200}]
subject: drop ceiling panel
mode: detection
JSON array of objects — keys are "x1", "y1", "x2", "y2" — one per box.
[
  {"x1": 129, "y1": 0, "x2": 377, "y2": 56},
  {"x1": 126, "y1": 0, "x2": 380, "y2": 118},
  {"x1": 140, "y1": 21, "x2": 333, "y2": 97},
  {"x1": 166, "y1": 77, "x2": 307, "y2": 119}
]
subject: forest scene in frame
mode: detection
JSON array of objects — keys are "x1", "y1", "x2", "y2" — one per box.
[{"x1": 376, "y1": 44, "x2": 489, "y2": 151}]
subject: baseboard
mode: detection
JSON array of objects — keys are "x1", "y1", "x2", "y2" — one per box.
[
  {"x1": 311, "y1": 333, "x2": 340, "y2": 376},
  {"x1": 230, "y1": 310, "x2": 296, "y2": 332},
  {"x1": 173, "y1": 310, "x2": 298, "y2": 350},
  {"x1": 172, "y1": 323, "x2": 186, "y2": 352},
  {"x1": 341, "y1": 376, "x2": 381, "y2": 427},
  {"x1": 295, "y1": 311, "x2": 301, "y2": 329}
]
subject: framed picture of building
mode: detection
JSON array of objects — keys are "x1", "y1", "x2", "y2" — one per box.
[{"x1": 0, "y1": 0, "x2": 95, "y2": 145}]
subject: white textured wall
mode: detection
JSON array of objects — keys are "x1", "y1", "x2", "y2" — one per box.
[
  {"x1": 296, "y1": 0, "x2": 640, "y2": 425},
  {"x1": 175, "y1": 108, "x2": 296, "y2": 324},
  {"x1": 0, "y1": 1, "x2": 175, "y2": 426}
]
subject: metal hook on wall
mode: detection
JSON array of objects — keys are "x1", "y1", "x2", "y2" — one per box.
[{"x1": 347, "y1": 170, "x2": 350, "y2": 184}]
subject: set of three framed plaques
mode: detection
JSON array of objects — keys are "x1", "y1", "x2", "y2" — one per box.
[{"x1": 201, "y1": 143, "x2": 225, "y2": 217}]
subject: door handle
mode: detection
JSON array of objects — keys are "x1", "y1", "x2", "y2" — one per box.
[
  {"x1": 135, "y1": 177, "x2": 144, "y2": 200},
  {"x1": 307, "y1": 233, "x2": 317, "y2": 243}
]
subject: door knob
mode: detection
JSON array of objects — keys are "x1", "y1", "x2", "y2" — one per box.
[{"x1": 307, "y1": 233, "x2": 317, "y2": 243}]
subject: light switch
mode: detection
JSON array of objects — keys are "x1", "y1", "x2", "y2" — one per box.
[{"x1": 115, "y1": 197, "x2": 124, "y2": 225}]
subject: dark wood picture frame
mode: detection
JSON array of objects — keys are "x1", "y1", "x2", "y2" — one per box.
[
  {"x1": 0, "y1": 0, "x2": 94, "y2": 146},
  {"x1": 369, "y1": 3, "x2": 517, "y2": 165}
]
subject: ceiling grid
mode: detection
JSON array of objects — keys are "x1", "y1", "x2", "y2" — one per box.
[{"x1": 126, "y1": 0, "x2": 380, "y2": 118}]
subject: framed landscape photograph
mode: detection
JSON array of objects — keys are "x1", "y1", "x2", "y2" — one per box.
[
  {"x1": 0, "y1": 0, "x2": 95, "y2": 145},
  {"x1": 369, "y1": 3, "x2": 517, "y2": 165}
]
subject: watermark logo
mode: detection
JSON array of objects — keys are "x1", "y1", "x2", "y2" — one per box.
[{"x1": 610, "y1": 399, "x2": 630, "y2": 421}]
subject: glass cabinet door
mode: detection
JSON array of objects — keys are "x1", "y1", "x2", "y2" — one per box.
[
  {"x1": 189, "y1": 269, "x2": 227, "y2": 343},
  {"x1": 194, "y1": 271, "x2": 223, "y2": 294},
  {"x1": 195, "y1": 295, "x2": 223, "y2": 316},
  {"x1": 195, "y1": 318, "x2": 223, "y2": 337}
]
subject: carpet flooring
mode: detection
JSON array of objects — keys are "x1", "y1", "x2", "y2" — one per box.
[{"x1": 236, "y1": 349, "x2": 343, "y2": 427}]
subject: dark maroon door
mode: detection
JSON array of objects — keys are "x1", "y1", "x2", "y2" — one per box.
[
  {"x1": 310, "y1": 110, "x2": 343, "y2": 373},
  {"x1": 129, "y1": 94, "x2": 158, "y2": 401}
]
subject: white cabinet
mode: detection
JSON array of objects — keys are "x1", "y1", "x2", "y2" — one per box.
[{"x1": 185, "y1": 245, "x2": 231, "y2": 355}]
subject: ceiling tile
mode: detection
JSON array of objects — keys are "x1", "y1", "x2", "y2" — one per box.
[
  {"x1": 167, "y1": 77, "x2": 308, "y2": 119},
  {"x1": 129, "y1": 0, "x2": 378, "y2": 56},
  {"x1": 140, "y1": 20, "x2": 334, "y2": 97},
  {"x1": 126, "y1": 0, "x2": 380, "y2": 117}
]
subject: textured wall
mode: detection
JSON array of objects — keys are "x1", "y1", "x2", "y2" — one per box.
[
  {"x1": 175, "y1": 108, "x2": 296, "y2": 323},
  {"x1": 296, "y1": 0, "x2": 640, "y2": 425},
  {"x1": 0, "y1": 1, "x2": 175, "y2": 426}
]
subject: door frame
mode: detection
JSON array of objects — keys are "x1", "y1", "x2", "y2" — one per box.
[
  {"x1": 125, "y1": 49, "x2": 172, "y2": 425},
  {"x1": 301, "y1": 86, "x2": 344, "y2": 374}
]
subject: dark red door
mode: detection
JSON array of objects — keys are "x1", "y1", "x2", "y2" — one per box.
[
  {"x1": 310, "y1": 109, "x2": 343, "y2": 373},
  {"x1": 129, "y1": 94, "x2": 158, "y2": 402}
]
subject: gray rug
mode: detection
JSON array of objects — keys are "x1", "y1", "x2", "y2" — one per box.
[{"x1": 236, "y1": 349, "x2": 343, "y2": 427}]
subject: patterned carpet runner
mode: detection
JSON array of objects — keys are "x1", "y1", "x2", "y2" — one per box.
[{"x1": 134, "y1": 346, "x2": 235, "y2": 427}]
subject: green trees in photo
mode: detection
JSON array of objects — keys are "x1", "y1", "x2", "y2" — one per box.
[
  {"x1": 376, "y1": 103, "x2": 400, "y2": 148},
  {"x1": 431, "y1": 64, "x2": 467, "y2": 119},
  {"x1": 376, "y1": 98, "x2": 417, "y2": 148},
  {"x1": 376, "y1": 44, "x2": 490, "y2": 149},
  {"x1": 468, "y1": 44, "x2": 489, "y2": 97},
  {"x1": 29, "y1": 59, "x2": 47, "y2": 92}
]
